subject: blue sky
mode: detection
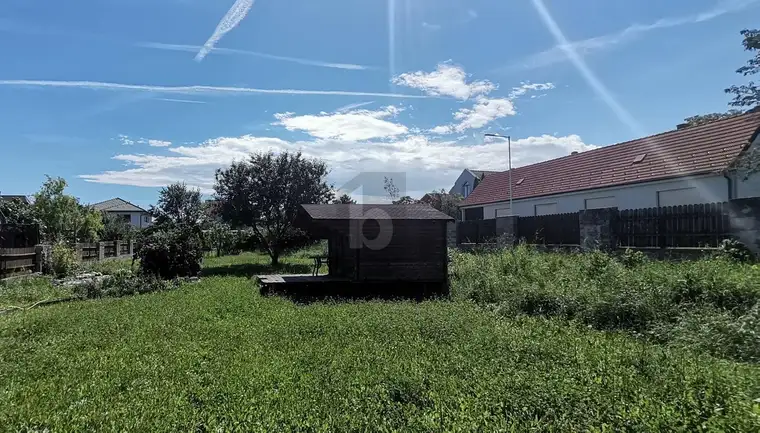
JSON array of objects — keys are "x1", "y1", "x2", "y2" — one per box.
[{"x1": 0, "y1": 0, "x2": 758, "y2": 207}]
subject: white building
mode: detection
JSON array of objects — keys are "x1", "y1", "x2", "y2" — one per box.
[
  {"x1": 93, "y1": 198, "x2": 152, "y2": 228},
  {"x1": 449, "y1": 169, "x2": 498, "y2": 198},
  {"x1": 460, "y1": 111, "x2": 760, "y2": 220}
]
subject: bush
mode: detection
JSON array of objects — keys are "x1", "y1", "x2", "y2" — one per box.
[
  {"x1": 716, "y1": 238, "x2": 755, "y2": 263},
  {"x1": 450, "y1": 246, "x2": 760, "y2": 362},
  {"x1": 136, "y1": 224, "x2": 204, "y2": 279},
  {"x1": 51, "y1": 243, "x2": 79, "y2": 277}
]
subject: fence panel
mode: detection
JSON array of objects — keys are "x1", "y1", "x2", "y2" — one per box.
[
  {"x1": 78, "y1": 243, "x2": 99, "y2": 261},
  {"x1": 618, "y1": 202, "x2": 730, "y2": 248},
  {"x1": 456, "y1": 219, "x2": 497, "y2": 244},
  {"x1": 517, "y1": 212, "x2": 580, "y2": 245},
  {"x1": 0, "y1": 247, "x2": 36, "y2": 274},
  {"x1": 119, "y1": 241, "x2": 130, "y2": 256}
]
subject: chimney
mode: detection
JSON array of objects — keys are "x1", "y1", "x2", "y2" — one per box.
[
  {"x1": 571, "y1": 151, "x2": 579, "y2": 155},
  {"x1": 676, "y1": 123, "x2": 690, "y2": 130}
]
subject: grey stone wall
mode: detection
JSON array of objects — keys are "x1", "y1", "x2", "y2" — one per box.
[
  {"x1": 729, "y1": 198, "x2": 760, "y2": 255},
  {"x1": 579, "y1": 207, "x2": 618, "y2": 252},
  {"x1": 446, "y1": 221, "x2": 457, "y2": 248}
]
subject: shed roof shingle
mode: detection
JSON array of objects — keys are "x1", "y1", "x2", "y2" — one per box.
[
  {"x1": 463, "y1": 111, "x2": 760, "y2": 207},
  {"x1": 301, "y1": 204, "x2": 453, "y2": 221},
  {"x1": 92, "y1": 198, "x2": 147, "y2": 213}
]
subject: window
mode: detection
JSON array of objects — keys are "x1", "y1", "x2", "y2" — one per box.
[
  {"x1": 143, "y1": 216, "x2": 149, "y2": 223},
  {"x1": 495, "y1": 207, "x2": 512, "y2": 217},
  {"x1": 585, "y1": 196, "x2": 616, "y2": 210},
  {"x1": 122, "y1": 214, "x2": 131, "y2": 222},
  {"x1": 462, "y1": 182, "x2": 471, "y2": 198},
  {"x1": 657, "y1": 187, "x2": 701, "y2": 207},
  {"x1": 463, "y1": 207, "x2": 484, "y2": 221},
  {"x1": 534, "y1": 203, "x2": 557, "y2": 216}
]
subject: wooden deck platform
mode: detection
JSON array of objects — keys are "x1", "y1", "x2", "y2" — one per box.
[{"x1": 256, "y1": 274, "x2": 350, "y2": 285}]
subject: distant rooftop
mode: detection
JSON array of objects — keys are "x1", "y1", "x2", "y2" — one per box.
[{"x1": 92, "y1": 197, "x2": 147, "y2": 213}]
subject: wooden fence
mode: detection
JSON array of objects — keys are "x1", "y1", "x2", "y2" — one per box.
[
  {"x1": 617, "y1": 202, "x2": 731, "y2": 248},
  {"x1": 0, "y1": 247, "x2": 36, "y2": 274},
  {"x1": 0, "y1": 240, "x2": 134, "y2": 277},
  {"x1": 457, "y1": 219, "x2": 497, "y2": 244},
  {"x1": 517, "y1": 212, "x2": 580, "y2": 245}
]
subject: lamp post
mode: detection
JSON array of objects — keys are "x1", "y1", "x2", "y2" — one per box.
[{"x1": 484, "y1": 133, "x2": 513, "y2": 214}]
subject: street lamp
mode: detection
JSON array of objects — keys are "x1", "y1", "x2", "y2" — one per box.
[{"x1": 484, "y1": 133, "x2": 513, "y2": 214}]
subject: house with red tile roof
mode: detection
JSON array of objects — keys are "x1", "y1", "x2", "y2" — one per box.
[{"x1": 460, "y1": 111, "x2": 760, "y2": 220}]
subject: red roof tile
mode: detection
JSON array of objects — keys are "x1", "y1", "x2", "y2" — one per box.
[{"x1": 462, "y1": 112, "x2": 760, "y2": 207}]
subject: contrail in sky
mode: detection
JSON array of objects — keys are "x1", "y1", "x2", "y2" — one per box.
[{"x1": 196, "y1": 0, "x2": 256, "y2": 62}]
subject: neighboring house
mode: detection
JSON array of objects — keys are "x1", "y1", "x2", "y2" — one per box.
[
  {"x1": 449, "y1": 169, "x2": 499, "y2": 199},
  {"x1": 93, "y1": 198, "x2": 152, "y2": 228},
  {"x1": 0, "y1": 195, "x2": 31, "y2": 205},
  {"x1": 461, "y1": 111, "x2": 760, "y2": 220}
]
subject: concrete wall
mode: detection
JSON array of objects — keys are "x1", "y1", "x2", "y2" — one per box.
[
  {"x1": 465, "y1": 174, "x2": 737, "y2": 220},
  {"x1": 108, "y1": 211, "x2": 152, "y2": 228}
]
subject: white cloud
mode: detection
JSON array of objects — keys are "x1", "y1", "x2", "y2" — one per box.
[
  {"x1": 140, "y1": 42, "x2": 372, "y2": 70},
  {"x1": 510, "y1": 0, "x2": 760, "y2": 70},
  {"x1": 467, "y1": 9, "x2": 478, "y2": 19},
  {"x1": 509, "y1": 82, "x2": 555, "y2": 98},
  {"x1": 196, "y1": 0, "x2": 256, "y2": 61},
  {"x1": 451, "y1": 97, "x2": 515, "y2": 132},
  {"x1": 429, "y1": 81, "x2": 553, "y2": 135},
  {"x1": 392, "y1": 63, "x2": 495, "y2": 100},
  {"x1": 274, "y1": 105, "x2": 408, "y2": 141},
  {"x1": 0, "y1": 80, "x2": 428, "y2": 99},
  {"x1": 148, "y1": 139, "x2": 172, "y2": 147},
  {"x1": 118, "y1": 135, "x2": 172, "y2": 147},
  {"x1": 82, "y1": 131, "x2": 596, "y2": 196},
  {"x1": 155, "y1": 98, "x2": 207, "y2": 104}
]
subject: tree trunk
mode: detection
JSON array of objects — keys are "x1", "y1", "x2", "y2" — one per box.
[{"x1": 270, "y1": 252, "x2": 280, "y2": 267}]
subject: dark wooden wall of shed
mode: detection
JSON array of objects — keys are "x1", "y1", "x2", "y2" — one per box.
[{"x1": 320, "y1": 219, "x2": 447, "y2": 282}]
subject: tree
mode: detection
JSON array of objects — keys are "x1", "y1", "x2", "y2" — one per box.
[
  {"x1": 214, "y1": 151, "x2": 333, "y2": 266},
  {"x1": 383, "y1": 176, "x2": 400, "y2": 201},
  {"x1": 420, "y1": 190, "x2": 463, "y2": 220},
  {"x1": 100, "y1": 213, "x2": 134, "y2": 241},
  {"x1": 333, "y1": 193, "x2": 356, "y2": 204},
  {"x1": 681, "y1": 110, "x2": 742, "y2": 127},
  {"x1": 725, "y1": 29, "x2": 759, "y2": 108},
  {"x1": 32, "y1": 176, "x2": 102, "y2": 243},
  {"x1": 151, "y1": 183, "x2": 204, "y2": 227},
  {"x1": 393, "y1": 196, "x2": 418, "y2": 205},
  {"x1": 0, "y1": 197, "x2": 37, "y2": 226}
]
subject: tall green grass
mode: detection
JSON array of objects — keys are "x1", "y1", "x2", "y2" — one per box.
[
  {"x1": 1, "y1": 274, "x2": 759, "y2": 431},
  {"x1": 451, "y1": 246, "x2": 760, "y2": 362}
]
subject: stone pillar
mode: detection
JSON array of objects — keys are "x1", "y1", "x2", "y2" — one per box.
[
  {"x1": 495, "y1": 216, "x2": 518, "y2": 248},
  {"x1": 446, "y1": 221, "x2": 457, "y2": 248},
  {"x1": 34, "y1": 244, "x2": 52, "y2": 274},
  {"x1": 128, "y1": 240, "x2": 135, "y2": 256},
  {"x1": 114, "y1": 240, "x2": 120, "y2": 257},
  {"x1": 74, "y1": 243, "x2": 83, "y2": 262},
  {"x1": 579, "y1": 207, "x2": 618, "y2": 252},
  {"x1": 729, "y1": 198, "x2": 760, "y2": 255},
  {"x1": 98, "y1": 242, "x2": 106, "y2": 261}
]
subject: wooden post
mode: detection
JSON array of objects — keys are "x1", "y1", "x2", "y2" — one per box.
[
  {"x1": 115, "y1": 240, "x2": 120, "y2": 257},
  {"x1": 98, "y1": 242, "x2": 106, "y2": 261},
  {"x1": 35, "y1": 245, "x2": 43, "y2": 273},
  {"x1": 128, "y1": 240, "x2": 135, "y2": 256}
]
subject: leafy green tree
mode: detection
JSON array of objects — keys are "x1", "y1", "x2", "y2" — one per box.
[
  {"x1": 100, "y1": 213, "x2": 134, "y2": 241},
  {"x1": 725, "y1": 29, "x2": 760, "y2": 108},
  {"x1": 151, "y1": 183, "x2": 205, "y2": 227},
  {"x1": 421, "y1": 190, "x2": 463, "y2": 220},
  {"x1": 0, "y1": 197, "x2": 37, "y2": 226},
  {"x1": 214, "y1": 151, "x2": 333, "y2": 265},
  {"x1": 333, "y1": 193, "x2": 356, "y2": 204},
  {"x1": 32, "y1": 176, "x2": 102, "y2": 243},
  {"x1": 681, "y1": 110, "x2": 742, "y2": 127}
]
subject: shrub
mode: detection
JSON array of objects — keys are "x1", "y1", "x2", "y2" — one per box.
[
  {"x1": 619, "y1": 248, "x2": 648, "y2": 268},
  {"x1": 716, "y1": 238, "x2": 755, "y2": 263},
  {"x1": 136, "y1": 224, "x2": 204, "y2": 279},
  {"x1": 51, "y1": 243, "x2": 79, "y2": 277}
]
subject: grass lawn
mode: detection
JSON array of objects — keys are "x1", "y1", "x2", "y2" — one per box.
[{"x1": 1, "y1": 253, "x2": 759, "y2": 431}]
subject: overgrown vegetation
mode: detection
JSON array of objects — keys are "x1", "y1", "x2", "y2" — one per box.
[
  {"x1": 1, "y1": 253, "x2": 759, "y2": 431},
  {"x1": 451, "y1": 245, "x2": 760, "y2": 362}
]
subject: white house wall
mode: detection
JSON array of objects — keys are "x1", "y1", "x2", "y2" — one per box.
[
  {"x1": 450, "y1": 170, "x2": 478, "y2": 198},
  {"x1": 109, "y1": 212, "x2": 152, "y2": 228},
  {"x1": 469, "y1": 174, "x2": 734, "y2": 219}
]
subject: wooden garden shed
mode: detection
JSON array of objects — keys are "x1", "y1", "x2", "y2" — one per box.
[{"x1": 259, "y1": 204, "x2": 453, "y2": 297}]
